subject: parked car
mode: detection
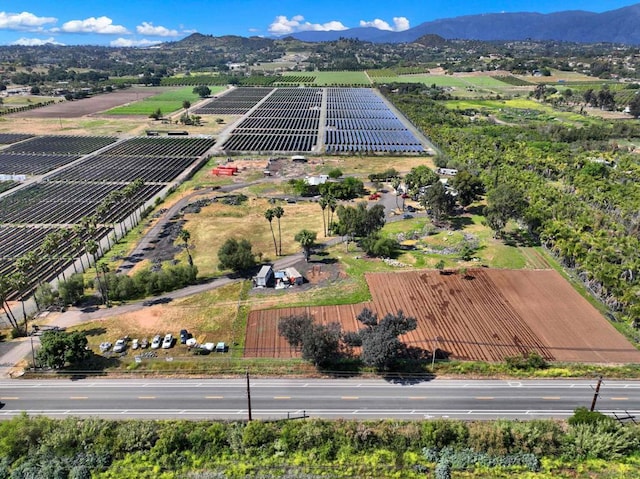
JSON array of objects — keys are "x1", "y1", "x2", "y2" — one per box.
[
  {"x1": 99, "y1": 342, "x2": 112, "y2": 353},
  {"x1": 179, "y1": 329, "x2": 190, "y2": 344},
  {"x1": 403, "y1": 214, "x2": 414, "y2": 219},
  {"x1": 140, "y1": 338, "x2": 149, "y2": 349},
  {"x1": 150, "y1": 335, "x2": 162, "y2": 349},
  {"x1": 113, "y1": 339, "x2": 126, "y2": 353},
  {"x1": 406, "y1": 205, "x2": 416, "y2": 212},
  {"x1": 131, "y1": 339, "x2": 139, "y2": 350},
  {"x1": 162, "y1": 334, "x2": 174, "y2": 349}
]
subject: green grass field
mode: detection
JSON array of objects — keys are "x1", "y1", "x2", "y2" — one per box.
[{"x1": 105, "y1": 86, "x2": 225, "y2": 115}]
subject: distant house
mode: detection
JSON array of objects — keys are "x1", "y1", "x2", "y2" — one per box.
[
  {"x1": 254, "y1": 265, "x2": 274, "y2": 288},
  {"x1": 284, "y1": 267, "x2": 303, "y2": 286},
  {"x1": 304, "y1": 174, "x2": 329, "y2": 186},
  {"x1": 437, "y1": 168, "x2": 458, "y2": 176}
]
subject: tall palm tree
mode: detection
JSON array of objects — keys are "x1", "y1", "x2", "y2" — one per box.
[
  {"x1": 16, "y1": 251, "x2": 39, "y2": 310},
  {"x1": 264, "y1": 208, "x2": 278, "y2": 256},
  {"x1": 178, "y1": 229, "x2": 193, "y2": 266},
  {"x1": 327, "y1": 196, "x2": 337, "y2": 235},
  {"x1": 294, "y1": 229, "x2": 317, "y2": 262},
  {"x1": 0, "y1": 274, "x2": 19, "y2": 330},
  {"x1": 319, "y1": 197, "x2": 328, "y2": 237},
  {"x1": 273, "y1": 206, "x2": 284, "y2": 256},
  {"x1": 86, "y1": 239, "x2": 105, "y2": 305}
]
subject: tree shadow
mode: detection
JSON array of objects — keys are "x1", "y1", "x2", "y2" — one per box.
[
  {"x1": 449, "y1": 216, "x2": 474, "y2": 231},
  {"x1": 501, "y1": 230, "x2": 540, "y2": 247},
  {"x1": 82, "y1": 327, "x2": 107, "y2": 337}
]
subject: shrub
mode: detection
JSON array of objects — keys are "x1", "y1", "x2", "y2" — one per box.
[{"x1": 505, "y1": 352, "x2": 548, "y2": 370}]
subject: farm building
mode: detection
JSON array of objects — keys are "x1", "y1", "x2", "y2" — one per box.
[
  {"x1": 274, "y1": 267, "x2": 304, "y2": 288},
  {"x1": 254, "y1": 265, "x2": 274, "y2": 288}
]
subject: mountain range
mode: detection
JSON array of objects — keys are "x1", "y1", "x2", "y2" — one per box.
[{"x1": 284, "y1": 4, "x2": 640, "y2": 45}]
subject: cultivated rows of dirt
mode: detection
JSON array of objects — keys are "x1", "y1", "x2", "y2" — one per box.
[{"x1": 245, "y1": 269, "x2": 640, "y2": 363}]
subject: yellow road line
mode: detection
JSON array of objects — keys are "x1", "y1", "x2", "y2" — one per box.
[
  {"x1": 205, "y1": 396, "x2": 224, "y2": 399},
  {"x1": 542, "y1": 397, "x2": 561, "y2": 400},
  {"x1": 341, "y1": 396, "x2": 359, "y2": 400},
  {"x1": 138, "y1": 396, "x2": 156, "y2": 399},
  {"x1": 610, "y1": 397, "x2": 629, "y2": 401},
  {"x1": 475, "y1": 397, "x2": 494, "y2": 400},
  {"x1": 0, "y1": 397, "x2": 19, "y2": 400},
  {"x1": 408, "y1": 396, "x2": 427, "y2": 400},
  {"x1": 70, "y1": 396, "x2": 88, "y2": 400},
  {"x1": 274, "y1": 396, "x2": 291, "y2": 400}
]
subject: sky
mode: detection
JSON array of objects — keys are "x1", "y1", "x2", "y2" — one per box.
[{"x1": 0, "y1": 1, "x2": 638, "y2": 47}]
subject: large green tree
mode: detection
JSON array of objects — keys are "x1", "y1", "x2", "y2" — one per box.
[
  {"x1": 348, "y1": 308, "x2": 417, "y2": 370},
  {"x1": 419, "y1": 181, "x2": 455, "y2": 222},
  {"x1": 450, "y1": 171, "x2": 484, "y2": 208},
  {"x1": 37, "y1": 331, "x2": 90, "y2": 369},
  {"x1": 404, "y1": 165, "x2": 439, "y2": 196},
  {"x1": 218, "y1": 238, "x2": 256, "y2": 273}
]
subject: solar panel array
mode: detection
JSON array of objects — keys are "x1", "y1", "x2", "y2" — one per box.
[
  {"x1": 0, "y1": 135, "x2": 118, "y2": 176},
  {"x1": 212, "y1": 87, "x2": 426, "y2": 154},
  {"x1": 324, "y1": 88, "x2": 425, "y2": 153},
  {"x1": 0, "y1": 135, "x2": 215, "y2": 299},
  {"x1": 194, "y1": 87, "x2": 273, "y2": 115},
  {"x1": 222, "y1": 88, "x2": 322, "y2": 153},
  {"x1": 0, "y1": 133, "x2": 34, "y2": 145}
]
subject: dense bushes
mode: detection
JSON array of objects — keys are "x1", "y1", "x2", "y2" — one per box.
[
  {"x1": 0, "y1": 415, "x2": 637, "y2": 477},
  {"x1": 102, "y1": 264, "x2": 198, "y2": 301}
]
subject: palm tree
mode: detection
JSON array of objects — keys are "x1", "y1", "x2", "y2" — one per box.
[
  {"x1": 16, "y1": 251, "x2": 39, "y2": 310},
  {"x1": 0, "y1": 274, "x2": 19, "y2": 330},
  {"x1": 319, "y1": 197, "x2": 328, "y2": 237},
  {"x1": 182, "y1": 100, "x2": 191, "y2": 115},
  {"x1": 86, "y1": 239, "x2": 105, "y2": 304},
  {"x1": 273, "y1": 206, "x2": 284, "y2": 256},
  {"x1": 327, "y1": 196, "x2": 337, "y2": 235},
  {"x1": 178, "y1": 229, "x2": 193, "y2": 266},
  {"x1": 391, "y1": 177, "x2": 402, "y2": 210},
  {"x1": 264, "y1": 208, "x2": 278, "y2": 256},
  {"x1": 294, "y1": 229, "x2": 317, "y2": 262}
]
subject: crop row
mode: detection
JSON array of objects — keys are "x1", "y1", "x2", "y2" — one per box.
[
  {"x1": 48, "y1": 155, "x2": 197, "y2": 183},
  {"x1": 0, "y1": 182, "x2": 164, "y2": 225},
  {"x1": 4, "y1": 135, "x2": 117, "y2": 156},
  {"x1": 101, "y1": 137, "x2": 216, "y2": 157},
  {"x1": 0, "y1": 153, "x2": 81, "y2": 176},
  {"x1": 0, "y1": 133, "x2": 33, "y2": 145}
]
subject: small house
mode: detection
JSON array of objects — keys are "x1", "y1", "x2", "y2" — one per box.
[{"x1": 254, "y1": 265, "x2": 274, "y2": 288}]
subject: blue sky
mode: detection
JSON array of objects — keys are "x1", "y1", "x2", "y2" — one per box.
[{"x1": 0, "y1": 1, "x2": 637, "y2": 46}]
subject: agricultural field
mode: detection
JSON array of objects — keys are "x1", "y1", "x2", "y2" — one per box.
[
  {"x1": 246, "y1": 269, "x2": 640, "y2": 363},
  {"x1": 284, "y1": 71, "x2": 370, "y2": 85},
  {"x1": 6, "y1": 87, "x2": 158, "y2": 119},
  {"x1": 105, "y1": 86, "x2": 226, "y2": 115}
]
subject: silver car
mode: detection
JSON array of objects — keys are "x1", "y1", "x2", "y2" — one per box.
[{"x1": 150, "y1": 335, "x2": 162, "y2": 349}]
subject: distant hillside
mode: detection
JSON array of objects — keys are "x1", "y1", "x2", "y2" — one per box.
[{"x1": 286, "y1": 3, "x2": 640, "y2": 45}]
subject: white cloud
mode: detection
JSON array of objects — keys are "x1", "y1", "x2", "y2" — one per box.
[
  {"x1": 110, "y1": 37, "x2": 162, "y2": 47},
  {"x1": 58, "y1": 16, "x2": 129, "y2": 34},
  {"x1": 11, "y1": 36, "x2": 64, "y2": 46},
  {"x1": 0, "y1": 11, "x2": 56, "y2": 31},
  {"x1": 359, "y1": 16, "x2": 410, "y2": 31},
  {"x1": 268, "y1": 15, "x2": 347, "y2": 35},
  {"x1": 136, "y1": 22, "x2": 179, "y2": 37}
]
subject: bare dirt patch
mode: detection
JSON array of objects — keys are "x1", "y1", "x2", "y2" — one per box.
[
  {"x1": 245, "y1": 269, "x2": 640, "y2": 363},
  {"x1": 8, "y1": 87, "x2": 158, "y2": 118}
]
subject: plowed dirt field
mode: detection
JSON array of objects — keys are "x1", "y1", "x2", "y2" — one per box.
[{"x1": 245, "y1": 269, "x2": 640, "y2": 363}]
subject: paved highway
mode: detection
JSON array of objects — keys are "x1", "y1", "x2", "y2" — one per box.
[{"x1": 1, "y1": 378, "x2": 639, "y2": 421}]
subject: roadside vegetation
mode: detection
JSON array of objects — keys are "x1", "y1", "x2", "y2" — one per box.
[{"x1": 0, "y1": 410, "x2": 638, "y2": 478}]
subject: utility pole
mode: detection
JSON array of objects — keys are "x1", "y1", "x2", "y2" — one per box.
[
  {"x1": 246, "y1": 370, "x2": 252, "y2": 421},
  {"x1": 590, "y1": 376, "x2": 603, "y2": 412}
]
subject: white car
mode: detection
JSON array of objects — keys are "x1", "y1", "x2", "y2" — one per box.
[
  {"x1": 150, "y1": 335, "x2": 162, "y2": 349},
  {"x1": 162, "y1": 334, "x2": 173, "y2": 349},
  {"x1": 112, "y1": 339, "x2": 126, "y2": 353},
  {"x1": 131, "y1": 339, "x2": 139, "y2": 350}
]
